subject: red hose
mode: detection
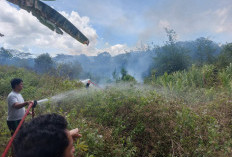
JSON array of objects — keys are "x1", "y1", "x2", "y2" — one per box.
[
  {"x1": 1, "y1": 102, "x2": 34, "y2": 157},
  {"x1": 89, "y1": 81, "x2": 102, "y2": 89}
]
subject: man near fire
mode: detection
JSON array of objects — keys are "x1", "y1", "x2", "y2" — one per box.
[{"x1": 7, "y1": 78, "x2": 32, "y2": 135}]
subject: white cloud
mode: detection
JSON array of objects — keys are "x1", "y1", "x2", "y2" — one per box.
[
  {"x1": 0, "y1": 0, "x2": 99, "y2": 55},
  {"x1": 98, "y1": 44, "x2": 129, "y2": 56},
  {"x1": 2, "y1": 0, "x2": 231, "y2": 57},
  {"x1": 0, "y1": 0, "x2": 134, "y2": 56}
]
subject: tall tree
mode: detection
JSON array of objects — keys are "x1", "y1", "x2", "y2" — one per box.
[
  {"x1": 217, "y1": 43, "x2": 232, "y2": 68},
  {"x1": 56, "y1": 62, "x2": 82, "y2": 79},
  {"x1": 0, "y1": 48, "x2": 13, "y2": 65},
  {"x1": 120, "y1": 68, "x2": 136, "y2": 82},
  {"x1": 0, "y1": 47, "x2": 12, "y2": 58},
  {"x1": 34, "y1": 53, "x2": 53, "y2": 74},
  {"x1": 153, "y1": 28, "x2": 190, "y2": 76},
  {"x1": 194, "y1": 37, "x2": 218, "y2": 66}
]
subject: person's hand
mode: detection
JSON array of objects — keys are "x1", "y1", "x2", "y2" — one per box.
[
  {"x1": 69, "y1": 128, "x2": 82, "y2": 140},
  {"x1": 26, "y1": 101, "x2": 33, "y2": 106}
]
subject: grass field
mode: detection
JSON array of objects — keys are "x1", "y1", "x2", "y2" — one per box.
[{"x1": 1, "y1": 65, "x2": 232, "y2": 157}]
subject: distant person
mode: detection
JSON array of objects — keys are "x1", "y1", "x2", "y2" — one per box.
[
  {"x1": 13, "y1": 113, "x2": 82, "y2": 157},
  {"x1": 86, "y1": 80, "x2": 91, "y2": 88},
  {"x1": 7, "y1": 78, "x2": 32, "y2": 135}
]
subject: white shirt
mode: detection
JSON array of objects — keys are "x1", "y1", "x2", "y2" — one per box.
[{"x1": 7, "y1": 91, "x2": 25, "y2": 121}]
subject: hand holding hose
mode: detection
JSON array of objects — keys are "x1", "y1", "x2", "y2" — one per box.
[{"x1": 26, "y1": 101, "x2": 33, "y2": 106}]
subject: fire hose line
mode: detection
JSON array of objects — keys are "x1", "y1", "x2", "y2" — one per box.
[
  {"x1": 1, "y1": 102, "x2": 36, "y2": 157},
  {"x1": 90, "y1": 81, "x2": 102, "y2": 89},
  {"x1": 1, "y1": 81, "x2": 101, "y2": 157}
]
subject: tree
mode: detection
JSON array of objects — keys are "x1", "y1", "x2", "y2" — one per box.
[
  {"x1": 121, "y1": 68, "x2": 127, "y2": 80},
  {"x1": 0, "y1": 47, "x2": 13, "y2": 65},
  {"x1": 217, "y1": 43, "x2": 232, "y2": 68},
  {"x1": 153, "y1": 28, "x2": 190, "y2": 76},
  {"x1": 165, "y1": 27, "x2": 177, "y2": 45},
  {"x1": 34, "y1": 53, "x2": 53, "y2": 74},
  {"x1": 120, "y1": 68, "x2": 136, "y2": 82},
  {"x1": 0, "y1": 47, "x2": 12, "y2": 58},
  {"x1": 194, "y1": 37, "x2": 218, "y2": 66},
  {"x1": 56, "y1": 62, "x2": 82, "y2": 79},
  {"x1": 112, "y1": 68, "x2": 120, "y2": 82}
]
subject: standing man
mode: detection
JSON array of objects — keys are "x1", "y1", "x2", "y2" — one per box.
[
  {"x1": 7, "y1": 78, "x2": 32, "y2": 135},
  {"x1": 86, "y1": 80, "x2": 91, "y2": 88}
]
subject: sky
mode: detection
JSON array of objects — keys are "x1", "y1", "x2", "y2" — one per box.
[{"x1": 0, "y1": 0, "x2": 232, "y2": 56}]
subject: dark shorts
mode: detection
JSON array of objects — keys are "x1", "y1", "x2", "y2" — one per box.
[{"x1": 7, "y1": 120, "x2": 21, "y2": 136}]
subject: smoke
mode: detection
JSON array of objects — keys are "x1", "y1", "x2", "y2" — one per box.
[
  {"x1": 0, "y1": 35, "x2": 222, "y2": 84},
  {"x1": 53, "y1": 49, "x2": 156, "y2": 83}
]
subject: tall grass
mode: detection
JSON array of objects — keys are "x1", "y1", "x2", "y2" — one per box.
[
  {"x1": 1, "y1": 65, "x2": 232, "y2": 156},
  {"x1": 0, "y1": 65, "x2": 83, "y2": 153},
  {"x1": 35, "y1": 84, "x2": 232, "y2": 157},
  {"x1": 149, "y1": 64, "x2": 232, "y2": 92}
]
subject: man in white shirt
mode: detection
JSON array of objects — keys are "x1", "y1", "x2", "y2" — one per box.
[{"x1": 7, "y1": 78, "x2": 32, "y2": 135}]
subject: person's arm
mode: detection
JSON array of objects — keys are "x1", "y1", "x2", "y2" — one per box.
[{"x1": 13, "y1": 101, "x2": 31, "y2": 109}]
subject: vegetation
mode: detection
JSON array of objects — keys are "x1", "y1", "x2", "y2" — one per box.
[
  {"x1": 1, "y1": 29, "x2": 232, "y2": 157},
  {"x1": 0, "y1": 29, "x2": 223, "y2": 83},
  {"x1": 147, "y1": 64, "x2": 232, "y2": 91},
  {"x1": 1, "y1": 64, "x2": 232, "y2": 156},
  {"x1": 216, "y1": 43, "x2": 232, "y2": 68},
  {"x1": 34, "y1": 53, "x2": 53, "y2": 74},
  {"x1": 112, "y1": 68, "x2": 136, "y2": 83},
  {"x1": 153, "y1": 28, "x2": 189, "y2": 76},
  {"x1": 151, "y1": 28, "x2": 222, "y2": 77},
  {"x1": 0, "y1": 66, "x2": 83, "y2": 154}
]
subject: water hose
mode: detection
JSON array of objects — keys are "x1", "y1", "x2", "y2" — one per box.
[{"x1": 1, "y1": 101, "x2": 37, "y2": 157}]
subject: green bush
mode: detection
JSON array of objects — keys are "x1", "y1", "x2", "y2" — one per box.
[
  {"x1": 1, "y1": 65, "x2": 232, "y2": 157},
  {"x1": 148, "y1": 64, "x2": 230, "y2": 92}
]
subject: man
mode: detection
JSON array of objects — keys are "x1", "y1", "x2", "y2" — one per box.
[
  {"x1": 13, "y1": 113, "x2": 82, "y2": 157},
  {"x1": 86, "y1": 80, "x2": 91, "y2": 88},
  {"x1": 7, "y1": 78, "x2": 32, "y2": 135}
]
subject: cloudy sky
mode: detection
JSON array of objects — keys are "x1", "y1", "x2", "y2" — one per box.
[{"x1": 0, "y1": 0, "x2": 232, "y2": 56}]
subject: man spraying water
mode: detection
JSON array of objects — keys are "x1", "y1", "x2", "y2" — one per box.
[
  {"x1": 7, "y1": 78, "x2": 33, "y2": 135},
  {"x1": 2, "y1": 79, "x2": 82, "y2": 157}
]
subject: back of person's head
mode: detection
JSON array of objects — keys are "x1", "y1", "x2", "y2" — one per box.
[
  {"x1": 13, "y1": 113, "x2": 69, "y2": 157},
  {"x1": 10, "y1": 78, "x2": 23, "y2": 89}
]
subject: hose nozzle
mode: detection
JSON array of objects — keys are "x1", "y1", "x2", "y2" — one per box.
[{"x1": 33, "y1": 100, "x2": 37, "y2": 108}]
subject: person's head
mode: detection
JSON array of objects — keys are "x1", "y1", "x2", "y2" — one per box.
[
  {"x1": 11, "y1": 78, "x2": 23, "y2": 92},
  {"x1": 13, "y1": 114, "x2": 75, "y2": 157}
]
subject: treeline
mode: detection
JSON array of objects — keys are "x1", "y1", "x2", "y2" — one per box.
[
  {"x1": 148, "y1": 28, "x2": 231, "y2": 78},
  {"x1": 0, "y1": 49, "x2": 83, "y2": 79},
  {"x1": 0, "y1": 28, "x2": 232, "y2": 82},
  {"x1": 144, "y1": 28, "x2": 232, "y2": 91}
]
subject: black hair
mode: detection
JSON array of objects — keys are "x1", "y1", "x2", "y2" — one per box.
[
  {"x1": 10, "y1": 78, "x2": 23, "y2": 89},
  {"x1": 13, "y1": 114, "x2": 69, "y2": 157}
]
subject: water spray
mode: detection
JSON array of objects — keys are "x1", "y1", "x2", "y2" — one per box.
[
  {"x1": 2, "y1": 83, "x2": 103, "y2": 157},
  {"x1": 36, "y1": 98, "x2": 49, "y2": 105},
  {"x1": 33, "y1": 89, "x2": 81, "y2": 106},
  {"x1": 32, "y1": 99, "x2": 48, "y2": 108}
]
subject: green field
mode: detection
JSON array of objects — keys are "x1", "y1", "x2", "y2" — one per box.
[{"x1": 1, "y1": 65, "x2": 232, "y2": 157}]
